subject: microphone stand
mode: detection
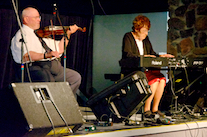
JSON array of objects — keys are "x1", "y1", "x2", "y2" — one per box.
[
  {"x1": 55, "y1": 4, "x2": 69, "y2": 82},
  {"x1": 11, "y1": 0, "x2": 32, "y2": 83}
]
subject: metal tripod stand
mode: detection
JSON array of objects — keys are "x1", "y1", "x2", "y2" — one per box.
[{"x1": 169, "y1": 67, "x2": 204, "y2": 115}]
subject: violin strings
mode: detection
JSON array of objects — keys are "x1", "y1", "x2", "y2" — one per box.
[{"x1": 50, "y1": 19, "x2": 57, "y2": 51}]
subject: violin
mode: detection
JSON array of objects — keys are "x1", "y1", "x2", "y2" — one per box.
[{"x1": 35, "y1": 26, "x2": 86, "y2": 38}]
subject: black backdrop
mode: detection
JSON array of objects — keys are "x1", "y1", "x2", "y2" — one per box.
[{"x1": 0, "y1": 8, "x2": 93, "y2": 98}]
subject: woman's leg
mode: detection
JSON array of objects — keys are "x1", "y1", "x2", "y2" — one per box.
[
  {"x1": 144, "y1": 81, "x2": 159, "y2": 112},
  {"x1": 151, "y1": 79, "x2": 165, "y2": 112}
]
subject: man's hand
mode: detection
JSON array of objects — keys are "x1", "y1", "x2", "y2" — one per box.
[
  {"x1": 23, "y1": 51, "x2": 60, "y2": 62},
  {"x1": 67, "y1": 24, "x2": 79, "y2": 35},
  {"x1": 46, "y1": 51, "x2": 60, "y2": 58}
]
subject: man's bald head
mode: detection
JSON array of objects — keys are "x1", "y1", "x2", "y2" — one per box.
[{"x1": 21, "y1": 7, "x2": 41, "y2": 30}]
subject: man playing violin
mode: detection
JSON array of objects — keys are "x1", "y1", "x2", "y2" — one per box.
[{"x1": 11, "y1": 6, "x2": 81, "y2": 94}]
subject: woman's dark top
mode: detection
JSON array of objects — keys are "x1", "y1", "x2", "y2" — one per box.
[{"x1": 120, "y1": 32, "x2": 165, "y2": 85}]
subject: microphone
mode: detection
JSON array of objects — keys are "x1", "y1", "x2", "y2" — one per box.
[{"x1": 53, "y1": 3, "x2": 57, "y2": 16}]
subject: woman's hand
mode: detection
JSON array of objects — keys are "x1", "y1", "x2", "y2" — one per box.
[
  {"x1": 144, "y1": 55, "x2": 156, "y2": 57},
  {"x1": 160, "y1": 54, "x2": 175, "y2": 58}
]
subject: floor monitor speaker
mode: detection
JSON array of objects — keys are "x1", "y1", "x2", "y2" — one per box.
[
  {"x1": 87, "y1": 71, "x2": 152, "y2": 123},
  {"x1": 0, "y1": 82, "x2": 84, "y2": 137}
]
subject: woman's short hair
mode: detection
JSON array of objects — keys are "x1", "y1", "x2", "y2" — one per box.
[{"x1": 132, "y1": 15, "x2": 151, "y2": 32}]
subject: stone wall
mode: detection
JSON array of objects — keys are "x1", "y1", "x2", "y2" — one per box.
[{"x1": 167, "y1": 0, "x2": 207, "y2": 57}]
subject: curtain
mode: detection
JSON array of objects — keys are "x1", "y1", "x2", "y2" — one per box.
[{"x1": 0, "y1": 9, "x2": 93, "y2": 97}]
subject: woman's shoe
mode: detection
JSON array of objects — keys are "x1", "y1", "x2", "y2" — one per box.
[
  {"x1": 152, "y1": 110, "x2": 165, "y2": 117},
  {"x1": 144, "y1": 110, "x2": 155, "y2": 118}
]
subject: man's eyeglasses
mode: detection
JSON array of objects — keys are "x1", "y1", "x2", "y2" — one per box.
[{"x1": 26, "y1": 16, "x2": 41, "y2": 20}]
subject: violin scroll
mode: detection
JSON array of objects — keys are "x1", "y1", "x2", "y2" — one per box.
[{"x1": 78, "y1": 27, "x2": 86, "y2": 32}]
